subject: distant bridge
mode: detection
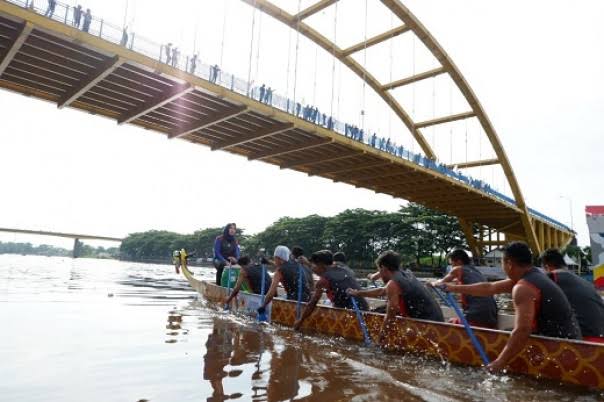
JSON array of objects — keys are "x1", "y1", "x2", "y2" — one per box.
[
  {"x1": 0, "y1": 0, "x2": 573, "y2": 256},
  {"x1": 0, "y1": 227, "x2": 123, "y2": 257}
]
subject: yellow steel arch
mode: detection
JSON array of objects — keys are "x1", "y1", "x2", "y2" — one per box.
[{"x1": 242, "y1": 0, "x2": 541, "y2": 254}]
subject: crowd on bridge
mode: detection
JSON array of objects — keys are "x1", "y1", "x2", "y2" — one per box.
[{"x1": 23, "y1": 0, "x2": 569, "y2": 231}]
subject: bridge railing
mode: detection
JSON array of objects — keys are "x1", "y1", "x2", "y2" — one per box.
[{"x1": 5, "y1": 0, "x2": 571, "y2": 233}]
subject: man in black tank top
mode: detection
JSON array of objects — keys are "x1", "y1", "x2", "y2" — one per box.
[
  {"x1": 224, "y1": 256, "x2": 272, "y2": 307},
  {"x1": 431, "y1": 249, "x2": 498, "y2": 328},
  {"x1": 348, "y1": 250, "x2": 444, "y2": 344},
  {"x1": 541, "y1": 248, "x2": 604, "y2": 342},
  {"x1": 444, "y1": 242, "x2": 581, "y2": 373},
  {"x1": 293, "y1": 250, "x2": 368, "y2": 331},
  {"x1": 258, "y1": 246, "x2": 314, "y2": 313}
]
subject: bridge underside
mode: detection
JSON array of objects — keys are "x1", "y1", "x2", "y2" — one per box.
[{"x1": 0, "y1": 4, "x2": 572, "y2": 255}]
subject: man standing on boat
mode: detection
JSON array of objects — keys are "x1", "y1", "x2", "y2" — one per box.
[
  {"x1": 347, "y1": 250, "x2": 444, "y2": 343},
  {"x1": 443, "y1": 242, "x2": 581, "y2": 372},
  {"x1": 430, "y1": 249, "x2": 498, "y2": 328},
  {"x1": 258, "y1": 245, "x2": 313, "y2": 312},
  {"x1": 294, "y1": 250, "x2": 369, "y2": 330},
  {"x1": 213, "y1": 223, "x2": 240, "y2": 285},
  {"x1": 223, "y1": 256, "x2": 271, "y2": 306},
  {"x1": 541, "y1": 248, "x2": 604, "y2": 343}
]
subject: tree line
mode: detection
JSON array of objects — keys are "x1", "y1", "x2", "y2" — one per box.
[
  {"x1": 119, "y1": 204, "x2": 470, "y2": 269},
  {"x1": 0, "y1": 241, "x2": 118, "y2": 258}
]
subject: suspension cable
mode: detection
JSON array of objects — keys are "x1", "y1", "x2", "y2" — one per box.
[
  {"x1": 329, "y1": 1, "x2": 338, "y2": 119},
  {"x1": 292, "y1": 0, "x2": 302, "y2": 106},
  {"x1": 360, "y1": 0, "x2": 368, "y2": 130},
  {"x1": 449, "y1": 77, "x2": 453, "y2": 164},
  {"x1": 254, "y1": 11, "x2": 263, "y2": 84},
  {"x1": 388, "y1": 12, "x2": 394, "y2": 142},
  {"x1": 122, "y1": 0, "x2": 128, "y2": 29},
  {"x1": 411, "y1": 34, "x2": 416, "y2": 154},
  {"x1": 432, "y1": 76, "x2": 436, "y2": 160},
  {"x1": 285, "y1": 25, "x2": 292, "y2": 103},
  {"x1": 312, "y1": 47, "x2": 318, "y2": 104},
  {"x1": 219, "y1": 0, "x2": 228, "y2": 66},
  {"x1": 465, "y1": 118, "x2": 468, "y2": 164},
  {"x1": 246, "y1": 1, "x2": 257, "y2": 95}
]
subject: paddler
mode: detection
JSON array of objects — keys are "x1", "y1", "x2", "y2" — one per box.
[
  {"x1": 347, "y1": 250, "x2": 444, "y2": 343},
  {"x1": 443, "y1": 242, "x2": 581, "y2": 372},
  {"x1": 541, "y1": 248, "x2": 604, "y2": 343},
  {"x1": 294, "y1": 250, "x2": 369, "y2": 330},
  {"x1": 429, "y1": 249, "x2": 498, "y2": 328},
  {"x1": 257, "y1": 245, "x2": 314, "y2": 313},
  {"x1": 224, "y1": 256, "x2": 272, "y2": 306}
]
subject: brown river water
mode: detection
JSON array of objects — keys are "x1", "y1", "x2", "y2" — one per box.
[{"x1": 1, "y1": 255, "x2": 602, "y2": 402}]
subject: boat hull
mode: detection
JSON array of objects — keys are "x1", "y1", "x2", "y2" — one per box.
[{"x1": 185, "y1": 266, "x2": 604, "y2": 390}]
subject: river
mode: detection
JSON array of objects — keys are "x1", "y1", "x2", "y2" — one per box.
[{"x1": 1, "y1": 255, "x2": 601, "y2": 401}]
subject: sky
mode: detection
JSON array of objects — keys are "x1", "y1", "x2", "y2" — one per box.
[{"x1": 0, "y1": 0, "x2": 602, "y2": 249}]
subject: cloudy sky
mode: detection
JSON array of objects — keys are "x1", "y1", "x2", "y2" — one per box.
[{"x1": 0, "y1": 0, "x2": 602, "y2": 249}]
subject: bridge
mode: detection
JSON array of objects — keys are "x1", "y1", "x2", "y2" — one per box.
[
  {"x1": 0, "y1": 227, "x2": 123, "y2": 257},
  {"x1": 0, "y1": 0, "x2": 573, "y2": 257}
]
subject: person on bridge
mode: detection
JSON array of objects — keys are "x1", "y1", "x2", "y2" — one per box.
[
  {"x1": 164, "y1": 43, "x2": 172, "y2": 65},
  {"x1": 82, "y1": 9, "x2": 92, "y2": 33},
  {"x1": 210, "y1": 64, "x2": 220, "y2": 83},
  {"x1": 348, "y1": 250, "x2": 444, "y2": 343},
  {"x1": 44, "y1": 0, "x2": 56, "y2": 18},
  {"x1": 294, "y1": 250, "x2": 369, "y2": 331},
  {"x1": 189, "y1": 54, "x2": 198, "y2": 74},
  {"x1": 213, "y1": 223, "x2": 240, "y2": 286},
  {"x1": 120, "y1": 27, "x2": 129, "y2": 47},
  {"x1": 171, "y1": 47, "x2": 179, "y2": 68},
  {"x1": 223, "y1": 256, "x2": 271, "y2": 306},
  {"x1": 541, "y1": 248, "x2": 604, "y2": 343},
  {"x1": 429, "y1": 249, "x2": 498, "y2": 328},
  {"x1": 258, "y1": 246, "x2": 314, "y2": 314},
  {"x1": 72, "y1": 4, "x2": 82, "y2": 27},
  {"x1": 442, "y1": 241, "x2": 581, "y2": 372}
]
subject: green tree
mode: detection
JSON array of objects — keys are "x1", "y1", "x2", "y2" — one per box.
[{"x1": 242, "y1": 215, "x2": 328, "y2": 258}]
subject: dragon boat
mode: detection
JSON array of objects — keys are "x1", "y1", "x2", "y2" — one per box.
[{"x1": 175, "y1": 251, "x2": 604, "y2": 390}]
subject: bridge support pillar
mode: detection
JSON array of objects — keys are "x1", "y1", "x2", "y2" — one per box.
[
  {"x1": 459, "y1": 219, "x2": 482, "y2": 259},
  {"x1": 73, "y1": 238, "x2": 81, "y2": 258}
]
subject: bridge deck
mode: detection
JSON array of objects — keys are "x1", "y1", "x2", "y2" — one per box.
[{"x1": 0, "y1": 2, "x2": 572, "y2": 250}]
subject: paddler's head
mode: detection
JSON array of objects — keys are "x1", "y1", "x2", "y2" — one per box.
[
  {"x1": 502, "y1": 242, "x2": 533, "y2": 281},
  {"x1": 447, "y1": 249, "x2": 471, "y2": 268},
  {"x1": 309, "y1": 250, "x2": 333, "y2": 275},
  {"x1": 540, "y1": 248, "x2": 566, "y2": 272},
  {"x1": 273, "y1": 245, "x2": 290, "y2": 267},
  {"x1": 237, "y1": 255, "x2": 251, "y2": 269},
  {"x1": 375, "y1": 250, "x2": 401, "y2": 281}
]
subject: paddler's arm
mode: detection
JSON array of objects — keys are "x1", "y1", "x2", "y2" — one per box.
[
  {"x1": 487, "y1": 283, "x2": 535, "y2": 372},
  {"x1": 378, "y1": 281, "x2": 399, "y2": 345},
  {"x1": 430, "y1": 266, "x2": 462, "y2": 287},
  {"x1": 443, "y1": 278, "x2": 514, "y2": 296},
  {"x1": 224, "y1": 270, "x2": 246, "y2": 305},
  {"x1": 347, "y1": 286, "x2": 386, "y2": 298},
  {"x1": 293, "y1": 279, "x2": 326, "y2": 330},
  {"x1": 367, "y1": 271, "x2": 381, "y2": 282},
  {"x1": 259, "y1": 269, "x2": 282, "y2": 309},
  {"x1": 297, "y1": 255, "x2": 311, "y2": 269}
]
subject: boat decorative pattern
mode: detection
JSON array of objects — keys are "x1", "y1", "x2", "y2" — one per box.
[{"x1": 200, "y1": 278, "x2": 604, "y2": 389}]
